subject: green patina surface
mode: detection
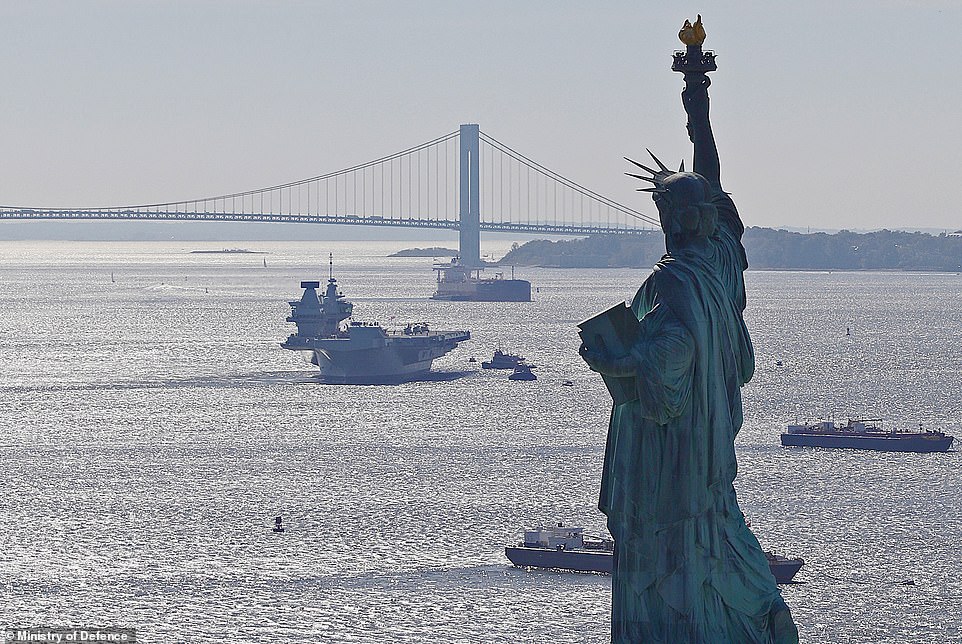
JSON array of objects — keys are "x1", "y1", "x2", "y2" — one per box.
[{"x1": 585, "y1": 20, "x2": 799, "y2": 643}]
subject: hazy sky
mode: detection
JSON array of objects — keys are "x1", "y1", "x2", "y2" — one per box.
[{"x1": 2, "y1": 1, "x2": 961, "y2": 231}]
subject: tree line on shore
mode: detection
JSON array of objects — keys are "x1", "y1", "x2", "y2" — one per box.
[{"x1": 499, "y1": 228, "x2": 962, "y2": 271}]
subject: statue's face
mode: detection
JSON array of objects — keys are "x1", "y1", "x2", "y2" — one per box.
[{"x1": 654, "y1": 192, "x2": 673, "y2": 235}]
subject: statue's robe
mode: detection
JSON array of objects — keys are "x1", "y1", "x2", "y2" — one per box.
[{"x1": 600, "y1": 192, "x2": 796, "y2": 643}]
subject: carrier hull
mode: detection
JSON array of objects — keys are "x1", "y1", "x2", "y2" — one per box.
[{"x1": 284, "y1": 329, "x2": 470, "y2": 384}]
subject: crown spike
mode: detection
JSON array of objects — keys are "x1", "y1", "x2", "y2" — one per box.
[
  {"x1": 625, "y1": 160, "x2": 661, "y2": 177},
  {"x1": 625, "y1": 156, "x2": 652, "y2": 171},
  {"x1": 646, "y1": 148, "x2": 670, "y2": 173}
]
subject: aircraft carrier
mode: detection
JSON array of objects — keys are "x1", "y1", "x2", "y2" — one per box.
[{"x1": 282, "y1": 260, "x2": 470, "y2": 383}]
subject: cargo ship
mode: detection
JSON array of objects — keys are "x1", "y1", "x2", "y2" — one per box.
[
  {"x1": 781, "y1": 419, "x2": 954, "y2": 453},
  {"x1": 431, "y1": 258, "x2": 531, "y2": 302},
  {"x1": 505, "y1": 524, "x2": 804, "y2": 584},
  {"x1": 281, "y1": 258, "x2": 470, "y2": 383}
]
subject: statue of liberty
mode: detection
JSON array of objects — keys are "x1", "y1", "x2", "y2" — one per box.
[{"x1": 580, "y1": 16, "x2": 799, "y2": 643}]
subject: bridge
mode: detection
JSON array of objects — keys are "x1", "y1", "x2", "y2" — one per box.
[{"x1": 0, "y1": 124, "x2": 659, "y2": 265}]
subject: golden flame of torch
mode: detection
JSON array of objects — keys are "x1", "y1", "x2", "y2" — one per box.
[{"x1": 678, "y1": 14, "x2": 707, "y2": 46}]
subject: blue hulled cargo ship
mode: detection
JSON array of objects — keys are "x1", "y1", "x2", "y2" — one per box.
[
  {"x1": 780, "y1": 419, "x2": 954, "y2": 453},
  {"x1": 431, "y1": 259, "x2": 531, "y2": 302},
  {"x1": 505, "y1": 524, "x2": 804, "y2": 584}
]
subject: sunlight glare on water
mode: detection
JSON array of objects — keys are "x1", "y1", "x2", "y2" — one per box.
[{"x1": 0, "y1": 241, "x2": 960, "y2": 642}]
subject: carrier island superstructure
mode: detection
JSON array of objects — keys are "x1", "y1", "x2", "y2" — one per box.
[{"x1": 282, "y1": 265, "x2": 470, "y2": 383}]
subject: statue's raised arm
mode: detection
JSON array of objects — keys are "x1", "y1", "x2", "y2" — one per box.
[
  {"x1": 682, "y1": 72, "x2": 721, "y2": 193},
  {"x1": 677, "y1": 14, "x2": 721, "y2": 192}
]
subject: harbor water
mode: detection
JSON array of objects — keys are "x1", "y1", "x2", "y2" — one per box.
[{"x1": 1, "y1": 240, "x2": 960, "y2": 643}]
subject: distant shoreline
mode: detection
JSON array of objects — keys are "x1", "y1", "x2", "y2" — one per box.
[
  {"x1": 389, "y1": 247, "x2": 459, "y2": 257},
  {"x1": 498, "y1": 228, "x2": 962, "y2": 272},
  {"x1": 190, "y1": 248, "x2": 267, "y2": 254}
]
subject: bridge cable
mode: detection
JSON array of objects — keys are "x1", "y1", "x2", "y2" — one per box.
[
  {"x1": 479, "y1": 131, "x2": 659, "y2": 228},
  {"x1": 1, "y1": 131, "x2": 459, "y2": 212}
]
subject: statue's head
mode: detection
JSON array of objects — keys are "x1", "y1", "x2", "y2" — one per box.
[{"x1": 626, "y1": 151, "x2": 717, "y2": 251}]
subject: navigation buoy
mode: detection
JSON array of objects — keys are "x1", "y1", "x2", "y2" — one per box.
[
  {"x1": 272, "y1": 516, "x2": 285, "y2": 533},
  {"x1": 846, "y1": 327, "x2": 851, "y2": 336}
]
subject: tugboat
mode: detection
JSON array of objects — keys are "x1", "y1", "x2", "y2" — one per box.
[
  {"x1": 508, "y1": 364, "x2": 537, "y2": 381},
  {"x1": 505, "y1": 524, "x2": 804, "y2": 584},
  {"x1": 281, "y1": 255, "x2": 470, "y2": 383},
  {"x1": 481, "y1": 349, "x2": 526, "y2": 370},
  {"x1": 781, "y1": 419, "x2": 955, "y2": 453}
]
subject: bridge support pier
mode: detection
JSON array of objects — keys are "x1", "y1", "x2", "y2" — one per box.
[{"x1": 459, "y1": 124, "x2": 481, "y2": 267}]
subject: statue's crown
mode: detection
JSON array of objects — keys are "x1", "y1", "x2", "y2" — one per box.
[{"x1": 625, "y1": 149, "x2": 685, "y2": 195}]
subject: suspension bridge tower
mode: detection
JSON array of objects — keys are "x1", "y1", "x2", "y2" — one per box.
[{"x1": 459, "y1": 123, "x2": 481, "y2": 267}]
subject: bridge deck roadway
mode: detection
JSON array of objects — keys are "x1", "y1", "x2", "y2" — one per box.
[{"x1": 0, "y1": 209, "x2": 650, "y2": 236}]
